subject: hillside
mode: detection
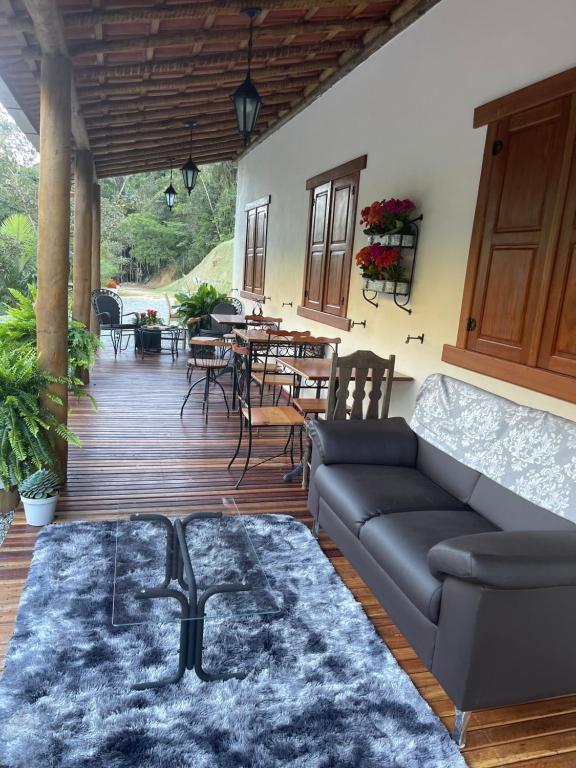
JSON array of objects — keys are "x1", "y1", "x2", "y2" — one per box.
[{"x1": 162, "y1": 239, "x2": 233, "y2": 294}]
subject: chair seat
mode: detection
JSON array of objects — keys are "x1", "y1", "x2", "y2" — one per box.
[
  {"x1": 242, "y1": 406, "x2": 305, "y2": 427},
  {"x1": 293, "y1": 397, "x2": 327, "y2": 414},
  {"x1": 187, "y1": 357, "x2": 228, "y2": 369},
  {"x1": 252, "y1": 373, "x2": 295, "y2": 387},
  {"x1": 251, "y1": 361, "x2": 279, "y2": 372}
]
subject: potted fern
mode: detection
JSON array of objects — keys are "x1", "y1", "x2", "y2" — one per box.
[
  {"x1": 0, "y1": 346, "x2": 82, "y2": 523},
  {"x1": 18, "y1": 469, "x2": 62, "y2": 526}
]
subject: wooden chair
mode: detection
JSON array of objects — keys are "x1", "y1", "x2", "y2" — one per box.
[
  {"x1": 228, "y1": 345, "x2": 305, "y2": 488},
  {"x1": 301, "y1": 350, "x2": 395, "y2": 488}
]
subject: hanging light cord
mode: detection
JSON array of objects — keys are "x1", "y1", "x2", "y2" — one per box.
[{"x1": 247, "y1": 15, "x2": 254, "y2": 78}]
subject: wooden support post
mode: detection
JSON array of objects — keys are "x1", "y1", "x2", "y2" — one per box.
[
  {"x1": 90, "y1": 183, "x2": 101, "y2": 335},
  {"x1": 35, "y1": 54, "x2": 72, "y2": 476},
  {"x1": 72, "y1": 149, "x2": 93, "y2": 381}
]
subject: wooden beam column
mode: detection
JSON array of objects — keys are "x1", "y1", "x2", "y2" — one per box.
[
  {"x1": 72, "y1": 149, "x2": 93, "y2": 334},
  {"x1": 35, "y1": 53, "x2": 72, "y2": 475},
  {"x1": 90, "y1": 183, "x2": 101, "y2": 335}
]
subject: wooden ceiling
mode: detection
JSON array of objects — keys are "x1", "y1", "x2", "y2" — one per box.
[{"x1": 0, "y1": 0, "x2": 440, "y2": 177}]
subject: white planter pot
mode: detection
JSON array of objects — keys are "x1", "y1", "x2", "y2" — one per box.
[
  {"x1": 363, "y1": 278, "x2": 385, "y2": 292},
  {"x1": 384, "y1": 281, "x2": 410, "y2": 295},
  {"x1": 22, "y1": 493, "x2": 58, "y2": 526},
  {"x1": 370, "y1": 233, "x2": 415, "y2": 248}
]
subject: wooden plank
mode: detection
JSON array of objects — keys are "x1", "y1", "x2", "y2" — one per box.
[{"x1": 1, "y1": 342, "x2": 576, "y2": 767}]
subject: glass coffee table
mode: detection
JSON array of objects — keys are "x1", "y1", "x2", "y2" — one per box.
[{"x1": 112, "y1": 497, "x2": 282, "y2": 689}]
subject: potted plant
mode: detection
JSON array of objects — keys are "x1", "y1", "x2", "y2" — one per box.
[
  {"x1": 360, "y1": 198, "x2": 417, "y2": 246},
  {"x1": 355, "y1": 244, "x2": 402, "y2": 291},
  {"x1": 383, "y1": 261, "x2": 410, "y2": 295},
  {"x1": 18, "y1": 469, "x2": 62, "y2": 526},
  {"x1": 174, "y1": 283, "x2": 227, "y2": 336},
  {"x1": 133, "y1": 309, "x2": 165, "y2": 353}
]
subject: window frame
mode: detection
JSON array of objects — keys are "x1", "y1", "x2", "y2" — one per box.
[{"x1": 240, "y1": 195, "x2": 270, "y2": 302}]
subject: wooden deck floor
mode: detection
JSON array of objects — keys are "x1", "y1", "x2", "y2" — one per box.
[{"x1": 1, "y1": 344, "x2": 576, "y2": 767}]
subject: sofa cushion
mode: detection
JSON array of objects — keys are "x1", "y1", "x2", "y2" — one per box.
[
  {"x1": 468, "y1": 475, "x2": 576, "y2": 532},
  {"x1": 359, "y1": 509, "x2": 499, "y2": 622},
  {"x1": 416, "y1": 438, "x2": 481, "y2": 503},
  {"x1": 314, "y1": 464, "x2": 469, "y2": 537}
]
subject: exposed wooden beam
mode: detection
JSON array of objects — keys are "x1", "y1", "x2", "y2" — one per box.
[
  {"x1": 76, "y1": 63, "x2": 332, "y2": 98},
  {"x1": 73, "y1": 41, "x2": 362, "y2": 82},
  {"x1": 79, "y1": 83, "x2": 308, "y2": 116},
  {"x1": 54, "y1": 0, "x2": 388, "y2": 28},
  {"x1": 90, "y1": 122, "x2": 246, "y2": 148},
  {"x1": 20, "y1": 0, "x2": 90, "y2": 150},
  {"x1": 242, "y1": 0, "x2": 440, "y2": 157},
  {"x1": 59, "y1": 18, "x2": 379, "y2": 58},
  {"x1": 94, "y1": 134, "x2": 241, "y2": 159},
  {"x1": 96, "y1": 151, "x2": 234, "y2": 176}
]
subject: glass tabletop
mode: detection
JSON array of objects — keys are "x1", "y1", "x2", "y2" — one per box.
[{"x1": 112, "y1": 497, "x2": 281, "y2": 627}]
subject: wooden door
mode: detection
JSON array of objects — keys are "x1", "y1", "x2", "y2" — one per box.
[
  {"x1": 467, "y1": 98, "x2": 571, "y2": 364},
  {"x1": 538, "y1": 145, "x2": 576, "y2": 377},
  {"x1": 243, "y1": 207, "x2": 257, "y2": 293},
  {"x1": 322, "y1": 174, "x2": 357, "y2": 316},
  {"x1": 303, "y1": 182, "x2": 330, "y2": 311}
]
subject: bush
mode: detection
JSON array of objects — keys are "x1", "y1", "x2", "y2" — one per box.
[{"x1": 173, "y1": 283, "x2": 227, "y2": 329}]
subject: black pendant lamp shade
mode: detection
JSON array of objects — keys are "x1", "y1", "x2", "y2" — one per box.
[
  {"x1": 164, "y1": 160, "x2": 177, "y2": 210},
  {"x1": 232, "y1": 8, "x2": 263, "y2": 145},
  {"x1": 181, "y1": 121, "x2": 200, "y2": 195}
]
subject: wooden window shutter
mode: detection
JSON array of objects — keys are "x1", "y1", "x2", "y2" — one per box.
[
  {"x1": 243, "y1": 208, "x2": 257, "y2": 293},
  {"x1": 465, "y1": 98, "x2": 572, "y2": 365},
  {"x1": 322, "y1": 173, "x2": 357, "y2": 316},
  {"x1": 252, "y1": 205, "x2": 268, "y2": 295},
  {"x1": 303, "y1": 182, "x2": 331, "y2": 310},
  {"x1": 538, "y1": 137, "x2": 576, "y2": 377}
]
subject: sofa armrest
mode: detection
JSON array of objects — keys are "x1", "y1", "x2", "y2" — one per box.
[
  {"x1": 429, "y1": 531, "x2": 576, "y2": 589},
  {"x1": 308, "y1": 417, "x2": 417, "y2": 466}
]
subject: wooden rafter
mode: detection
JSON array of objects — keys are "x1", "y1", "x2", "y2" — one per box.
[
  {"x1": 72, "y1": 41, "x2": 362, "y2": 82},
  {"x1": 0, "y1": 0, "x2": 441, "y2": 178},
  {"x1": 57, "y1": 18, "x2": 383, "y2": 59}
]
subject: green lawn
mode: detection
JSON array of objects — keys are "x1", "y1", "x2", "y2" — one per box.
[{"x1": 161, "y1": 239, "x2": 233, "y2": 295}]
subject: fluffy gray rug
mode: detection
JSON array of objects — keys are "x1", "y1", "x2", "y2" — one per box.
[{"x1": 0, "y1": 516, "x2": 465, "y2": 768}]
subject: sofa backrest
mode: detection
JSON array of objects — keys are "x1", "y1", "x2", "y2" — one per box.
[{"x1": 410, "y1": 374, "x2": 576, "y2": 528}]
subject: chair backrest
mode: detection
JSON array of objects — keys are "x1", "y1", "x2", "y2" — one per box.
[
  {"x1": 297, "y1": 335, "x2": 341, "y2": 359},
  {"x1": 226, "y1": 297, "x2": 244, "y2": 315},
  {"x1": 91, "y1": 289, "x2": 122, "y2": 327},
  {"x1": 209, "y1": 300, "x2": 238, "y2": 334},
  {"x1": 232, "y1": 344, "x2": 253, "y2": 416},
  {"x1": 326, "y1": 350, "x2": 396, "y2": 421}
]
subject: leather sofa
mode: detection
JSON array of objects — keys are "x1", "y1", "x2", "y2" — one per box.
[{"x1": 307, "y1": 415, "x2": 576, "y2": 744}]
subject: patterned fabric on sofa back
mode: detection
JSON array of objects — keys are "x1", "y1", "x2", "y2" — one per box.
[{"x1": 410, "y1": 374, "x2": 576, "y2": 523}]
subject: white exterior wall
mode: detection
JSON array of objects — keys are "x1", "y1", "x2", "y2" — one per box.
[{"x1": 233, "y1": 0, "x2": 576, "y2": 421}]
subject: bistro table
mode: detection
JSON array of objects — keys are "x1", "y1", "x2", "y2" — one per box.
[
  {"x1": 276, "y1": 357, "x2": 413, "y2": 395},
  {"x1": 210, "y1": 313, "x2": 250, "y2": 327}
]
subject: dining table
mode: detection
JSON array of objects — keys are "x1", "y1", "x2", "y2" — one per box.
[{"x1": 275, "y1": 356, "x2": 413, "y2": 395}]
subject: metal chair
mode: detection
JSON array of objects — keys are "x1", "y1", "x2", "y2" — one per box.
[
  {"x1": 181, "y1": 337, "x2": 231, "y2": 423},
  {"x1": 91, "y1": 288, "x2": 137, "y2": 357},
  {"x1": 228, "y1": 344, "x2": 305, "y2": 488},
  {"x1": 199, "y1": 300, "x2": 241, "y2": 338}
]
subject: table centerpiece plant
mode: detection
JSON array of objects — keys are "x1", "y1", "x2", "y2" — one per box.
[{"x1": 133, "y1": 309, "x2": 166, "y2": 353}]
